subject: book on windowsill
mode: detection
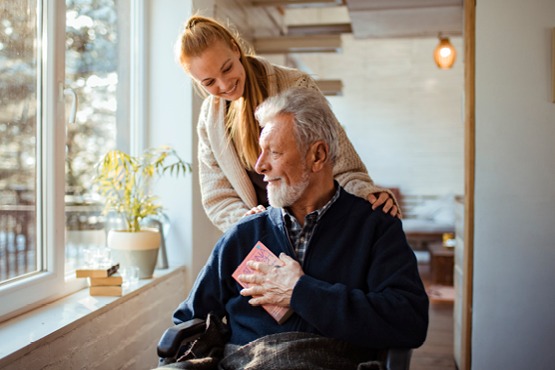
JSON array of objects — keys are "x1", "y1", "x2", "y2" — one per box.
[
  {"x1": 75, "y1": 263, "x2": 120, "y2": 278},
  {"x1": 232, "y1": 241, "x2": 293, "y2": 324},
  {"x1": 89, "y1": 275, "x2": 123, "y2": 286},
  {"x1": 89, "y1": 285, "x2": 123, "y2": 297}
]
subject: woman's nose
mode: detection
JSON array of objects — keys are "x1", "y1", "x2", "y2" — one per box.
[{"x1": 218, "y1": 79, "x2": 234, "y2": 94}]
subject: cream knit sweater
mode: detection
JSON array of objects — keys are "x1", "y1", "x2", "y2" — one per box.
[{"x1": 197, "y1": 58, "x2": 395, "y2": 232}]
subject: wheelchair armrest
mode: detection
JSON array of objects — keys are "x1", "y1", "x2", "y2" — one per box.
[
  {"x1": 384, "y1": 348, "x2": 413, "y2": 370},
  {"x1": 157, "y1": 318, "x2": 206, "y2": 358}
]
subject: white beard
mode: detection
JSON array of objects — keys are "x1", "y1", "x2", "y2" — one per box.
[{"x1": 267, "y1": 171, "x2": 310, "y2": 208}]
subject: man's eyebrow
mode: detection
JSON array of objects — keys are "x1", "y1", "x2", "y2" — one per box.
[{"x1": 200, "y1": 58, "x2": 232, "y2": 83}]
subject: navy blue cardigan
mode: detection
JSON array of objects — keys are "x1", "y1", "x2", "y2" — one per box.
[{"x1": 173, "y1": 187, "x2": 429, "y2": 349}]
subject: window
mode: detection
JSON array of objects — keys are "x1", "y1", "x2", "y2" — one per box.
[
  {"x1": 64, "y1": 0, "x2": 122, "y2": 272},
  {"x1": 0, "y1": 0, "x2": 40, "y2": 285},
  {"x1": 0, "y1": 0, "x2": 134, "y2": 321}
]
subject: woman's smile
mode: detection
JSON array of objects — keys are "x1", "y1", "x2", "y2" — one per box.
[{"x1": 186, "y1": 40, "x2": 246, "y2": 101}]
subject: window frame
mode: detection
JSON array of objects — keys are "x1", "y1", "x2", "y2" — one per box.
[
  {"x1": 0, "y1": 0, "x2": 67, "y2": 321},
  {"x1": 0, "y1": 0, "x2": 140, "y2": 322}
]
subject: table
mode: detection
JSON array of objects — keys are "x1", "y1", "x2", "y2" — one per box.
[{"x1": 427, "y1": 241, "x2": 455, "y2": 285}]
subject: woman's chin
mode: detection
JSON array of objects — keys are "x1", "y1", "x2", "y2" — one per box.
[
  {"x1": 220, "y1": 92, "x2": 241, "y2": 101},
  {"x1": 227, "y1": 82, "x2": 245, "y2": 101}
]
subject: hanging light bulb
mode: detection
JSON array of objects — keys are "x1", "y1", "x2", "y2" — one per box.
[{"x1": 433, "y1": 33, "x2": 456, "y2": 69}]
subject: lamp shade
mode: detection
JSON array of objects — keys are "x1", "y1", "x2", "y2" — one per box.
[{"x1": 433, "y1": 36, "x2": 456, "y2": 69}]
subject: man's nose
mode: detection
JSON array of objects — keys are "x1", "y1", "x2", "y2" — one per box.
[{"x1": 254, "y1": 154, "x2": 267, "y2": 175}]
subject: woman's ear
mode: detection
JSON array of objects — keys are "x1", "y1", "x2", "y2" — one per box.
[
  {"x1": 309, "y1": 141, "x2": 329, "y2": 172},
  {"x1": 230, "y1": 39, "x2": 241, "y2": 57}
]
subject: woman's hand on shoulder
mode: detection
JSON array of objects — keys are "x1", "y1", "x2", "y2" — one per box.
[
  {"x1": 367, "y1": 192, "x2": 400, "y2": 218},
  {"x1": 243, "y1": 205, "x2": 267, "y2": 217}
]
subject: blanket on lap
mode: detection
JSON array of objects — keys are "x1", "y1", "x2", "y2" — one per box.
[{"x1": 157, "y1": 314, "x2": 382, "y2": 370}]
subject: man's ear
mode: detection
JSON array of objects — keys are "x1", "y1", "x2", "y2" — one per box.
[{"x1": 309, "y1": 141, "x2": 329, "y2": 172}]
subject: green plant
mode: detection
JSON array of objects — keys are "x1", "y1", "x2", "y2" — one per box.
[{"x1": 93, "y1": 146, "x2": 191, "y2": 232}]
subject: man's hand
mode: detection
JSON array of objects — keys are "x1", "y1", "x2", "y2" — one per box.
[
  {"x1": 237, "y1": 253, "x2": 304, "y2": 307},
  {"x1": 368, "y1": 192, "x2": 400, "y2": 218}
]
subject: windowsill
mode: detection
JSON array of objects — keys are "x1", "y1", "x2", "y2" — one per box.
[{"x1": 0, "y1": 265, "x2": 185, "y2": 365}]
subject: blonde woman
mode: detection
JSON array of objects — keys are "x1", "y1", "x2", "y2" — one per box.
[{"x1": 176, "y1": 15, "x2": 399, "y2": 232}]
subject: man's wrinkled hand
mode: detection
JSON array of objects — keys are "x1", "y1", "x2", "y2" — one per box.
[{"x1": 237, "y1": 253, "x2": 303, "y2": 307}]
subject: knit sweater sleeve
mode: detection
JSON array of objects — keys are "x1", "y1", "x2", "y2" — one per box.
[
  {"x1": 281, "y1": 69, "x2": 400, "y2": 213},
  {"x1": 197, "y1": 98, "x2": 253, "y2": 232}
]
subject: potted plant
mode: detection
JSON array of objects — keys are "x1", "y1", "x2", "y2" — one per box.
[{"x1": 93, "y1": 145, "x2": 191, "y2": 278}]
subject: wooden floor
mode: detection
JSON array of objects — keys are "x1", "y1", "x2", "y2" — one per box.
[{"x1": 411, "y1": 263, "x2": 457, "y2": 370}]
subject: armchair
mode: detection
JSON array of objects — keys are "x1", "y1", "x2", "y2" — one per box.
[{"x1": 157, "y1": 319, "x2": 413, "y2": 370}]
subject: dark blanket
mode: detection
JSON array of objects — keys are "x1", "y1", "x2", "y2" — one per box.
[
  {"x1": 219, "y1": 332, "x2": 382, "y2": 370},
  {"x1": 157, "y1": 314, "x2": 382, "y2": 370}
]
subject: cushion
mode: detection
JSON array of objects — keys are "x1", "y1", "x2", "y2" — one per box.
[{"x1": 411, "y1": 194, "x2": 456, "y2": 225}]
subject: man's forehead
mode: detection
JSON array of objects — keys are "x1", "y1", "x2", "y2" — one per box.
[
  {"x1": 260, "y1": 113, "x2": 294, "y2": 139},
  {"x1": 260, "y1": 119, "x2": 294, "y2": 147}
]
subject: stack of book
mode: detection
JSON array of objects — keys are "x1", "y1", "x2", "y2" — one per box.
[{"x1": 76, "y1": 263, "x2": 123, "y2": 297}]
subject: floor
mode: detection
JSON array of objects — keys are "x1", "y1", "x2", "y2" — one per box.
[{"x1": 411, "y1": 263, "x2": 457, "y2": 370}]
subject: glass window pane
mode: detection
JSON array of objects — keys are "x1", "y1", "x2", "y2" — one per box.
[
  {"x1": 64, "y1": 0, "x2": 120, "y2": 272},
  {"x1": 0, "y1": 1, "x2": 39, "y2": 284}
]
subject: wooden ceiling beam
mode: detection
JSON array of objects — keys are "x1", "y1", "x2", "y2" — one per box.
[
  {"x1": 252, "y1": 0, "x2": 344, "y2": 7},
  {"x1": 287, "y1": 22, "x2": 352, "y2": 36},
  {"x1": 315, "y1": 79, "x2": 343, "y2": 96},
  {"x1": 345, "y1": 0, "x2": 462, "y2": 11},
  {"x1": 254, "y1": 34, "x2": 342, "y2": 54},
  {"x1": 348, "y1": 6, "x2": 463, "y2": 38}
]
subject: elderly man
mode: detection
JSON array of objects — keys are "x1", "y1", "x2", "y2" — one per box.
[{"x1": 170, "y1": 87, "x2": 428, "y2": 368}]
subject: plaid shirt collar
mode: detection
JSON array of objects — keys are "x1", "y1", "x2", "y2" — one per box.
[{"x1": 282, "y1": 183, "x2": 341, "y2": 265}]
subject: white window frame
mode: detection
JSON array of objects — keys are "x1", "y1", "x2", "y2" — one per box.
[
  {"x1": 0, "y1": 0, "x2": 141, "y2": 322},
  {"x1": 0, "y1": 0, "x2": 67, "y2": 321}
]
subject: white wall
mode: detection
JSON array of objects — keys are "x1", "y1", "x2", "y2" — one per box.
[
  {"x1": 147, "y1": 0, "x2": 222, "y2": 282},
  {"x1": 294, "y1": 35, "x2": 465, "y2": 197},
  {"x1": 473, "y1": 0, "x2": 555, "y2": 368}
]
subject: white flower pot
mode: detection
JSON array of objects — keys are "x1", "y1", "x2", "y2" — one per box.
[{"x1": 107, "y1": 228, "x2": 161, "y2": 278}]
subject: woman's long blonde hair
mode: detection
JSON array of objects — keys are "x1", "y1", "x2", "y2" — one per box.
[{"x1": 176, "y1": 15, "x2": 268, "y2": 170}]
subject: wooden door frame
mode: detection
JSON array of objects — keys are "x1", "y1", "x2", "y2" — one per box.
[{"x1": 462, "y1": 0, "x2": 475, "y2": 369}]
